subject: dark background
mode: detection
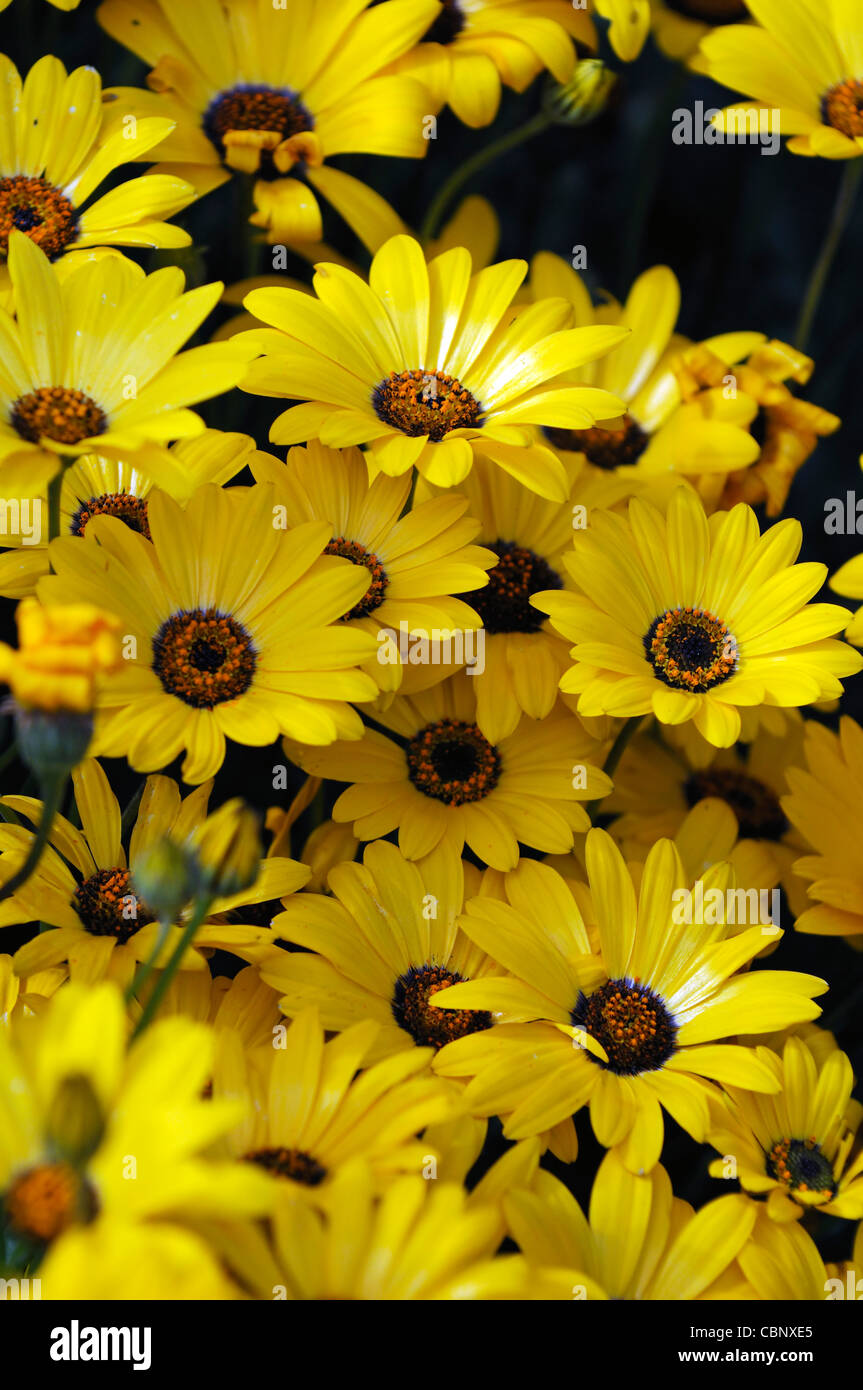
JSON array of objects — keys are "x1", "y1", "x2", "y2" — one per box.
[{"x1": 1, "y1": 0, "x2": 861, "y2": 1261}]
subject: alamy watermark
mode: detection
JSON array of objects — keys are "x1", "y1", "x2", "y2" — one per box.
[
  {"x1": 672, "y1": 102, "x2": 781, "y2": 157},
  {"x1": 377, "y1": 621, "x2": 485, "y2": 675}
]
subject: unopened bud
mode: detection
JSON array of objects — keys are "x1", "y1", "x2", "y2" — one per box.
[
  {"x1": 131, "y1": 837, "x2": 194, "y2": 923},
  {"x1": 189, "y1": 799, "x2": 262, "y2": 898},
  {"x1": 542, "y1": 59, "x2": 618, "y2": 128},
  {"x1": 301, "y1": 819, "x2": 359, "y2": 893},
  {"x1": 45, "y1": 1072, "x2": 105, "y2": 1165}
]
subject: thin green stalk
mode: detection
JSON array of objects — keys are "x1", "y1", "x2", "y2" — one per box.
[
  {"x1": 120, "y1": 779, "x2": 146, "y2": 840},
  {"x1": 420, "y1": 111, "x2": 552, "y2": 244},
  {"x1": 47, "y1": 467, "x2": 64, "y2": 544},
  {"x1": 0, "y1": 773, "x2": 66, "y2": 903},
  {"x1": 124, "y1": 918, "x2": 172, "y2": 1005},
  {"x1": 585, "y1": 715, "x2": 642, "y2": 821},
  {"x1": 795, "y1": 159, "x2": 863, "y2": 351},
  {"x1": 130, "y1": 895, "x2": 212, "y2": 1041}
]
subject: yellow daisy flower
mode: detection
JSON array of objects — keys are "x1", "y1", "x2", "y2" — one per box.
[
  {"x1": 707, "y1": 1032, "x2": 863, "y2": 1221},
  {"x1": 504, "y1": 1147, "x2": 758, "y2": 1299},
  {"x1": 781, "y1": 715, "x2": 863, "y2": 940},
  {"x1": 212, "y1": 1007, "x2": 458, "y2": 1200},
  {"x1": 698, "y1": 0, "x2": 863, "y2": 159},
  {"x1": 433, "y1": 830, "x2": 827, "y2": 1172},
  {"x1": 261, "y1": 840, "x2": 500, "y2": 1064},
  {"x1": 250, "y1": 439, "x2": 496, "y2": 694},
  {"x1": 238, "y1": 233, "x2": 629, "y2": 498},
  {"x1": 36, "y1": 482, "x2": 380, "y2": 783},
  {"x1": 738, "y1": 1205, "x2": 845, "y2": 1299},
  {"x1": 386, "y1": 0, "x2": 596, "y2": 128},
  {"x1": 4, "y1": 757, "x2": 308, "y2": 988},
  {"x1": 0, "y1": 54, "x2": 199, "y2": 308},
  {"x1": 0, "y1": 981, "x2": 272, "y2": 1270},
  {"x1": 0, "y1": 231, "x2": 257, "y2": 500},
  {"x1": 0, "y1": 428, "x2": 264, "y2": 600},
  {"x1": 534, "y1": 487, "x2": 862, "y2": 747},
  {"x1": 284, "y1": 671, "x2": 611, "y2": 871},
  {"x1": 97, "y1": 0, "x2": 441, "y2": 249}
]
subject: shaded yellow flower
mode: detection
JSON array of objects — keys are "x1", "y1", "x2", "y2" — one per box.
[{"x1": 0, "y1": 597, "x2": 121, "y2": 714}]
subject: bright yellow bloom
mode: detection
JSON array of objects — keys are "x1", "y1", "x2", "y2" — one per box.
[
  {"x1": 535, "y1": 487, "x2": 862, "y2": 747},
  {"x1": 97, "y1": 0, "x2": 440, "y2": 249},
  {"x1": 239, "y1": 234, "x2": 629, "y2": 498},
  {"x1": 0, "y1": 597, "x2": 121, "y2": 713},
  {"x1": 698, "y1": 0, "x2": 863, "y2": 159}
]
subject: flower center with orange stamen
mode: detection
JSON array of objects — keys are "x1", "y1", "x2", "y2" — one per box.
[
  {"x1": 392, "y1": 963, "x2": 492, "y2": 1049},
  {"x1": 407, "y1": 718, "x2": 501, "y2": 805},
  {"x1": 4, "y1": 1162, "x2": 96, "y2": 1242},
  {"x1": 152, "y1": 608, "x2": 257, "y2": 708},
  {"x1": 74, "y1": 867, "x2": 156, "y2": 944},
  {"x1": 666, "y1": 0, "x2": 748, "y2": 20},
  {"x1": 644, "y1": 606, "x2": 738, "y2": 692},
  {"x1": 424, "y1": 0, "x2": 466, "y2": 44},
  {"x1": 0, "y1": 175, "x2": 78, "y2": 258},
  {"x1": 685, "y1": 767, "x2": 788, "y2": 840},
  {"x1": 203, "y1": 84, "x2": 314, "y2": 176},
  {"x1": 822, "y1": 79, "x2": 863, "y2": 139},
  {"x1": 373, "y1": 369, "x2": 483, "y2": 442},
  {"x1": 767, "y1": 1138, "x2": 836, "y2": 1199},
  {"x1": 70, "y1": 493, "x2": 152, "y2": 540},
  {"x1": 11, "y1": 387, "x2": 106, "y2": 446},
  {"x1": 545, "y1": 413, "x2": 648, "y2": 469},
  {"x1": 244, "y1": 1147, "x2": 327, "y2": 1187},
  {"x1": 463, "y1": 540, "x2": 562, "y2": 634},
  {"x1": 324, "y1": 536, "x2": 389, "y2": 619},
  {"x1": 572, "y1": 979, "x2": 677, "y2": 1075}
]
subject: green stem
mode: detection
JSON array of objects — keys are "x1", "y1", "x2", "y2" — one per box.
[
  {"x1": 0, "y1": 773, "x2": 66, "y2": 903},
  {"x1": 124, "y1": 917, "x2": 172, "y2": 1005},
  {"x1": 794, "y1": 160, "x2": 863, "y2": 351},
  {"x1": 130, "y1": 895, "x2": 212, "y2": 1041},
  {"x1": 47, "y1": 467, "x2": 64, "y2": 544},
  {"x1": 585, "y1": 715, "x2": 642, "y2": 821},
  {"x1": 419, "y1": 111, "x2": 551, "y2": 244},
  {"x1": 120, "y1": 779, "x2": 146, "y2": 841}
]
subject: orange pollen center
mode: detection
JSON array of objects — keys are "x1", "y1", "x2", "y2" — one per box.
[
  {"x1": 73, "y1": 867, "x2": 156, "y2": 944},
  {"x1": 572, "y1": 979, "x2": 677, "y2": 1075},
  {"x1": 11, "y1": 387, "x2": 106, "y2": 446},
  {"x1": 767, "y1": 1137, "x2": 836, "y2": 1197},
  {"x1": 324, "y1": 536, "x2": 389, "y2": 619},
  {"x1": 202, "y1": 84, "x2": 314, "y2": 174},
  {"x1": 545, "y1": 412, "x2": 648, "y2": 469},
  {"x1": 244, "y1": 1147, "x2": 327, "y2": 1186},
  {"x1": 373, "y1": 369, "x2": 483, "y2": 442},
  {"x1": 4, "y1": 1162, "x2": 81, "y2": 1242},
  {"x1": 644, "y1": 605, "x2": 738, "y2": 692},
  {"x1": 406, "y1": 718, "x2": 501, "y2": 805},
  {"x1": 392, "y1": 964, "x2": 492, "y2": 1049},
  {"x1": 822, "y1": 79, "x2": 863, "y2": 138},
  {"x1": 0, "y1": 174, "x2": 78, "y2": 258},
  {"x1": 152, "y1": 607, "x2": 257, "y2": 708},
  {"x1": 70, "y1": 492, "x2": 152, "y2": 540}
]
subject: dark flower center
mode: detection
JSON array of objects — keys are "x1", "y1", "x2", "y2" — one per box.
[
  {"x1": 70, "y1": 492, "x2": 151, "y2": 540},
  {"x1": 406, "y1": 718, "x2": 501, "y2": 805},
  {"x1": 462, "y1": 541, "x2": 562, "y2": 634},
  {"x1": 373, "y1": 369, "x2": 483, "y2": 441},
  {"x1": 685, "y1": 767, "x2": 788, "y2": 840},
  {"x1": 152, "y1": 608, "x2": 257, "y2": 708},
  {"x1": 202, "y1": 83, "x2": 315, "y2": 177},
  {"x1": 822, "y1": 79, "x2": 863, "y2": 139},
  {"x1": 0, "y1": 175, "x2": 78, "y2": 258},
  {"x1": 767, "y1": 1138, "x2": 836, "y2": 1199},
  {"x1": 11, "y1": 387, "x2": 106, "y2": 446},
  {"x1": 392, "y1": 963, "x2": 492, "y2": 1049},
  {"x1": 572, "y1": 979, "x2": 677, "y2": 1076},
  {"x1": 644, "y1": 606, "x2": 738, "y2": 692},
  {"x1": 244, "y1": 1147, "x2": 327, "y2": 1187},
  {"x1": 324, "y1": 537, "x2": 389, "y2": 619},
  {"x1": 665, "y1": 0, "x2": 749, "y2": 20},
  {"x1": 545, "y1": 413, "x2": 649, "y2": 470},
  {"x1": 423, "y1": 0, "x2": 466, "y2": 44},
  {"x1": 4, "y1": 1162, "x2": 98, "y2": 1243},
  {"x1": 74, "y1": 867, "x2": 156, "y2": 944}
]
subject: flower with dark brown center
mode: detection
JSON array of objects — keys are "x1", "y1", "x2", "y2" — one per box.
[
  {"x1": 392, "y1": 963, "x2": 492, "y2": 1049},
  {"x1": 462, "y1": 541, "x2": 562, "y2": 634},
  {"x1": 372, "y1": 369, "x2": 483, "y2": 441},
  {"x1": 685, "y1": 767, "x2": 789, "y2": 840},
  {"x1": 73, "y1": 867, "x2": 156, "y2": 945},
  {"x1": 11, "y1": 387, "x2": 106, "y2": 446},
  {"x1": 822, "y1": 78, "x2": 863, "y2": 139},
  {"x1": 203, "y1": 83, "x2": 315, "y2": 176},
  {"x1": 545, "y1": 412, "x2": 649, "y2": 469},
  {"x1": 406, "y1": 718, "x2": 501, "y2": 805},
  {"x1": 423, "y1": 0, "x2": 466, "y2": 44},
  {"x1": 572, "y1": 978, "x2": 677, "y2": 1075},
  {"x1": 666, "y1": 0, "x2": 749, "y2": 20},
  {"x1": 767, "y1": 1137, "x2": 836, "y2": 1199},
  {"x1": 644, "y1": 606, "x2": 738, "y2": 692},
  {"x1": 244, "y1": 1146, "x2": 327, "y2": 1187},
  {"x1": 324, "y1": 537, "x2": 388, "y2": 619},
  {"x1": 4, "y1": 1162, "x2": 97, "y2": 1243},
  {"x1": 0, "y1": 175, "x2": 78, "y2": 258},
  {"x1": 152, "y1": 608, "x2": 257, "y2": 708},
  {"x1": 70, "y1": 493, "x2": 152, "y2": 540}
]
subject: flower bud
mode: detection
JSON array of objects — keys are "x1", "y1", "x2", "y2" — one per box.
[
  {"x1": 189, "y1": 799, "x2": 263, "y2": 898},
  {"x1": 45, "y1": 1073, "x2": 105, "y2": 1166},
  {"x1": 542, "y1": 59, "x2": 618, "y2": 128},
  {"x1": 131, "y1": 837, "x2": 195, "y2": 924},
  {"x1": 301, "y1": 819, "x2": 360, "y2": 893}
]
